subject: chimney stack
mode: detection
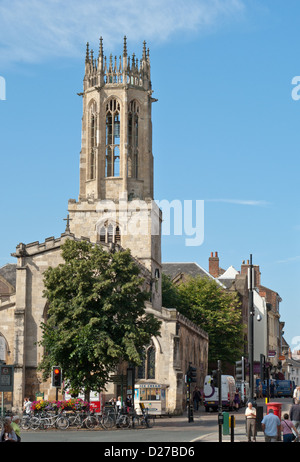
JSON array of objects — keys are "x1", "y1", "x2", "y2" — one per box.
[
  {"x1": 241, "y1": 260, "x2": 261, "y2": 287},
  {"x1": 209, "y1": 251, "x2": 220, "y2": 278}
]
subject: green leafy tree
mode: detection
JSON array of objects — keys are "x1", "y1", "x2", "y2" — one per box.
[
  {"x1": 38, "y1": 239, "x2": 161, "y2": 398},
  {"x1": 161, "y1": 273, "x2": 181, "y2": 308},
  {"x1": 176, "y1": 276, "x2": 245, "y2": 365}
]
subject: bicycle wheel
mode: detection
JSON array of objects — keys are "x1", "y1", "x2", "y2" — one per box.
[
  {"x1": 84, "y1": 415, "x2": 97, "y2": 429},
  {"x1": 102, "y1": 415, "x2": 114, "y2": 429},
  {"x1": 67, "y1": 413, "x2": 77, "y2": 426},
  {"x1": 20, "y1": 417, "x2": 31, "y2": 430},
  {"x1": 30, "y1": 417, "x2": 41, "y2": 430},
  {"x1": 56, "y1": 416, "x2": 69, "y2": 430},
  {"x1": 119, "y1": 415, "x2": 130, "y2": 428}
]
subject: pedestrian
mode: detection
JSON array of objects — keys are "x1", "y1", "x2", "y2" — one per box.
[
  {"x1": 261, "y1": 408, "x2": 281, "y2": 442},
  {"x1": 23, "y1": 397, "x2": 32, "y2": 415},
  {"x1": 270, "y1": 381, "x2": 275, "y2": 398},
  {"x1": 258, "y1": 381, "x2": 263, "y2": 399},
  {"x1": 116, "y1": 396, "x2": 122, "y2": 411},
  {"x1": 125, "y1": 395, "x2": 132, "y2": 412},
  {"x1": 193, "y1": 387, "x2": 201, "y2": 411},
  {"x1": 0, "y1": 419, "x2": 17, "y2": 442},
  {"x1": 245, "y1": 401, "x2": 256, "y2": 442},
  {"x1": 233, "y1": 388, "x2": 241, "y2": 411},
  {"x1": 293, "y1": 386, "x2": 300, "y2": 404},
  {"x1": 11, "y1": 416, "x2": 21, "y2": 442},
  {"x1": 281, "y1": 413, "x2": 299, "y2": 442},
  {"x1": 289, "y1": 398, "x2": 300, "y2": 430}
]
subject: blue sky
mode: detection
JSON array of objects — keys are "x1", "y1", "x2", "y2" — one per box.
[{"x1": 0, "y1": 0, "x2": 299, "y2": 349}]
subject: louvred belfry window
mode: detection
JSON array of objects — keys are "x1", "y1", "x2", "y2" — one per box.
[
  {"x1": 105, "y1": 99, "x2": 120, "y2": 177},
  {"x1": 128, "y1": 100, "x2": 139, "y2": 179},
  {"x1": 89, "y1": 102, "x2": 97, "y2": 180}
]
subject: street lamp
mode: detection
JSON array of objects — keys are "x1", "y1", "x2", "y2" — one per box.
[{"x1": 248, "y1": 254, "x2": 254, "y2": 401}]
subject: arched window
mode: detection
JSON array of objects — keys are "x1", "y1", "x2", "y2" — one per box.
[
  {"x1": 89, "y1": 102, "x2": 97, "y2": 179},
  {"x1": 137, "y1": 342, "x2": 156, "y2": 380},
  {"x1": 98, "y1": 222, "x2": 121, "y2": 245},
  {"x1": 0, "y1": 335, "x2": 8, "y2": 362},
  {"x1": 105, "y1": 99, "x2": 120, "y2": 177},
  {"x1": 147, "y1": 346, "x2": 156, "y2": 379},
  {"x1": 128, "y1": 100, "x2": 139, "y2": 178}
]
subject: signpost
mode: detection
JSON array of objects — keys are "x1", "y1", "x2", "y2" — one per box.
[
  {"x1": 0, "y1": 365, "x2": 14, "y2": 392},
  {"x1": 0, "y1": 364, "x2": 14, "y2": 417}
]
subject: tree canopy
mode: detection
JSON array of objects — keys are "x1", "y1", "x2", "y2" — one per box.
[
  {"x1": 38, "y1": 239, "x2": 161, "y2": 395},
  {"x1": 162, "y1": 274, "x2": 245, "y2": 365}
]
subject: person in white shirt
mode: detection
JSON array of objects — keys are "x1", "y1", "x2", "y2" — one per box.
[
  {"x1": 116, "y1": 396, "x2": 122, "y2": 411},
  {"x1": 293, "y1": 386, "x2": 300, "y2": 403},
  {"x1": 245, "y1": 401, "x2": 257, "y2": 442},
  {"x1": 23, "y1": 397, "x2": 32, "y2": 415}
]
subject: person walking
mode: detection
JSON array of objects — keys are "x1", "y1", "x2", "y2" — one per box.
[
  {"x1": 281, "y1": 413, "x2": 299, "y2": 442},
  {"x1": 261, "y1": 408, "x2": 281, "y2": 442},
  {"x1": 245, "y1": 401, "x2": 256, "y2": 442},
  {"x1": 233, "y1": 388, "x2": 241, "y2": 411},
  {"x1": 270, "y1": 381, "x2": 276, "y2": 398},
  {"x1": 193, "y1": 387, "x2": 201, "y2": 411},
  {"x1": 289, "y1": 398, "x2": 300, "y2": 430}
]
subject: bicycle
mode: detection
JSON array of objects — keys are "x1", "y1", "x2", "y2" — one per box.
[
  {"x1": 66, "y1": 411, "x2": 88, "y2": 428},
  {"x1": 115, "y1": 409, "x2": 130, "y2": 428},
  {"x1": 30, "y1": 411, "x2": 69, "y2": 430},
  {"x1": 138, "y1": 405, "x2": 155, "y2": 428},
  {"x1": 20, "y1": 414, "x2": 32, "y2": 430}
]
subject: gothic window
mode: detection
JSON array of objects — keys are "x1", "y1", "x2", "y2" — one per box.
[
  {"x1": 128, "y1": 100, "x2": 139, "y2": 178},
  {"x1": 0, "y1": 335, "x2": 7, "y2": 362},
  {"x1": 98, "y1": 222, "x2": 121, "y2": 245},
  {"x1": 136, "y1": 342, "x2": 156, "y2": 380},
  {"x1": 105, "y1": 99, "x2": 120, "y2": 177},
  {"x1": 147, "y1": 346, "x2": 156, "y2": 379},
  {"x1": 89, "y1": 102, "x2": 97, "y2": 180}
]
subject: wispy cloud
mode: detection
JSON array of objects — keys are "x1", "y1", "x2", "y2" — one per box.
[
  {"x1": 277, "y1": 256, "x2": 300, "y2": 264},
  {"x1": 206, "y1": 199, "x2": 270, "y2": 206},
  {"x1": 0, "y1": 0, "x2": 245, "y2": 66}
]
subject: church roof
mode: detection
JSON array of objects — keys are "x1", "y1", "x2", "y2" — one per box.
[
  {"x1": 162, "y1": 262, "x2": 226, "y2": 287},
  {"x1": 0, "y1": 263, "x2": 17, "y2": 288}
]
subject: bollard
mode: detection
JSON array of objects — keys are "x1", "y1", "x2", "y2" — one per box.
[
  {"x1": 230, "y1": 415, "x2": 235, "y2": 442},
  {"x1": 222, "y1": 411, "x2": 229, "y2": 435},
  {"x1": 256, "y1": 406, "x2": 263, "y2": 432}
]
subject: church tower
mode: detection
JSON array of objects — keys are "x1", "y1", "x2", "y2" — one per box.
[{"x1": 68, "y1": 37, "x2": 162, "y2": 310}]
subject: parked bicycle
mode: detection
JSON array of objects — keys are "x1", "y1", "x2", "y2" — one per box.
[
  {"x1": 30, "y1": 411, "x2": 69, "y2": 430},
  {"x1": 115, "y1": 409, "x2": 131, "y2": 428}
]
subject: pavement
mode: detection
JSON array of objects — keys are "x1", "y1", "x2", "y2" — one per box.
[{"x1": 191, "y1": 397, "x2": 294, "y2": 442}]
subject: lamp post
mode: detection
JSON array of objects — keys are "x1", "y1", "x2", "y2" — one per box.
[{"x1": 248, "y1": 254, "x2": 254, "y2": 400}]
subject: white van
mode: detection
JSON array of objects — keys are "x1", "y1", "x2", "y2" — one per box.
[{"x1": 203, "y1": 374, "x2": 236, "y2": 412}]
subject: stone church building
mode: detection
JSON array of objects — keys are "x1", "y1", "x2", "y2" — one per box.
[{"x1": 0, "y1": 37, "x2": 208, "y2": 414}]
